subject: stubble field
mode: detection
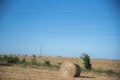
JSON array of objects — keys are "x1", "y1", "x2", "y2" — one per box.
[{"x1": 0, "y1": 56, "x2": 120, "y2": 80}]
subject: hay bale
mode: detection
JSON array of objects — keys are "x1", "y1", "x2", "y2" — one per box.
[{"x1": 59, "y1": 61, "x2": 81, "y2": 77}]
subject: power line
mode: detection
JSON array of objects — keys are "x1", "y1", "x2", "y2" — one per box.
[
  {"x1": 40, "y1": 44, "x2": 43, "y2": 57},
  {"x1": 41, "y1": 31, "x2": 120, "y2": 36}
]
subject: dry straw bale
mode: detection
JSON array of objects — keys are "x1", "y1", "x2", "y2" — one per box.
[{"x1": 60, "y1": 61, "x2": 81, "y2": 77}]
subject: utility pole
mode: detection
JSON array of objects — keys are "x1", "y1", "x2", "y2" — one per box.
[
  {"x1": 40, "y1": 44, "x2": 43, "y2": 57},
  {"x1": 19, "y1": 48, "x2": 21, "y2": 56}
]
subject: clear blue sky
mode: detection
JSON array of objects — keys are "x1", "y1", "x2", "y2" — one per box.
[{"x1": 0, "y1": 0, "x2": 120, "y2": 60}]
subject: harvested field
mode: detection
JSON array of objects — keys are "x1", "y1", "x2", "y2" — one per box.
[{"x1": 0, "y1": 57, "x2": 120, "y2": 80}]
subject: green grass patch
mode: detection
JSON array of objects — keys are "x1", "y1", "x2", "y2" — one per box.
[{"x1": 92, "y1": 68, "x2": 120, "y2": 76}]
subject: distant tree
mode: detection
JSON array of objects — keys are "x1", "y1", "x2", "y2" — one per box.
[
  {"x1": 25, "y1": 54, "x2": 27, "y2": 57},
  {"x1": 32, "y1": 54, "x2": 36, "y2": 57},
  {"x1": 31, "y1": 54, "x2": 37, "y2": 65},
  {"x1": 81, "y1": 53, "x2": 92, "y2": 70}
]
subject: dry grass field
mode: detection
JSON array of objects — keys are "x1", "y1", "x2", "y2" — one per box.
[{"x1": 0, "y1": 56, "x2": 120, "y2": 80}]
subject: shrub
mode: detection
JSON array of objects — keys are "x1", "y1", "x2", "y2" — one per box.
[
  {"x1": 24, "y1": 54, "x2": 27, "y2": 57},
  {"x1": 0, "y1": 55, "x2": 20, "y2": 64},
  {"x1": 93, "y1": 68, "x2": 119, "y2": 75},
  {"x1": 53, "y1": 62, "x2": 62, "y2": 69},
  {"x1": 81, "y1": 53, "x2": 92, "y2": 70},
  {"x1": 31, "y1": 58, "x2": 37, "y2": 65},
  {"x1": 105, "y1": 69, "x2": 115, "y2": 75},
  {"x1": 0, "y1": 55, "x2": 2, "y2": 60},
  {"x1": 44, "y1": 60, "x2": 51, "y2": 66},
  {"x1": 7, "y1": 56, "x2": 20, "y2": 64},
  {"x1": 20, "y1": 58, "x2": 27, "y2": 65},
  {"x1": 32, "y1": 54, "x2": 36, "y2": 58},
  {"x1": 30, "y1": 54, "x2": 37, "y2": 65},
  {"x1": 2, "y1": 55, "x2": 9, "y2": 61},
  {"x1": 94, "y1": 68, "x2": 105, "y2": 73},
  {"x1": 36, "y1": 62, "x2": 41, "y2": 66},
  {"x1": 57, "y1": 62, "x2": 62, "y2": 65}
]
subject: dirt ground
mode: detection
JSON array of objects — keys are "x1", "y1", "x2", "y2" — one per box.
[
  {"x1": 0, "y1": 57, "x2": 120, "y2": 80},
  {"x1": 0, "y1": 66, "x2": 119, "y2": 80}
]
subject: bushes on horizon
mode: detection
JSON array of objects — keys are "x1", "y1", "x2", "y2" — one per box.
[
  {"x1": 32, "y1": 54, "x2": 36, "y2": 58},
  {"x1": 2, "y1": 55, "x2": 9, "y2": 61},
  {"x1": 8, "y1": 56, "x2": 19, "y2": 64},
  {"x1": 1, "y1": 55, "x2": 20, "y2": 64}
]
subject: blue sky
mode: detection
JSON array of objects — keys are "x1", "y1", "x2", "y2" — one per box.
[{"x1": 0, "y1": 0, "x2": 120, "y2": 60}]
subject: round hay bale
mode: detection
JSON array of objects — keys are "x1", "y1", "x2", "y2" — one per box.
[{"x1": 59, "y1": 61, "x2": 81, "y2": 77}]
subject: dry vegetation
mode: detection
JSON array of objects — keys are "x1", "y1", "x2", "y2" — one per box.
[{"x1": 0, "y1": 55, "x2": 120, "y2": 80}]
